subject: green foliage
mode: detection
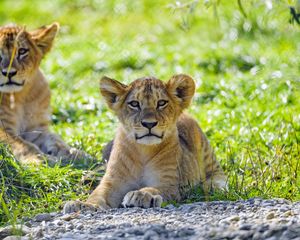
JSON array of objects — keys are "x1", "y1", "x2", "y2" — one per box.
[
  {"x1": 0, "y1": 144, "x2": 95, "y2": 225},
  {"x1": 0, "y1": 0, "x2": 299, "y2": 226}
]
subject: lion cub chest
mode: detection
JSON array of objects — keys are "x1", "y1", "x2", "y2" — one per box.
[{"x1": 139, "y1": 164, "x2": 160, "y2": 187}]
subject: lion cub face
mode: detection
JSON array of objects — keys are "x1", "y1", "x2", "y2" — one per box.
[
  {"x1": 0, "y1": 23, "x2": 58, "y2": 93},
  {"x1": 100, "y1": 74, "x2": 195, "y2": 145}
]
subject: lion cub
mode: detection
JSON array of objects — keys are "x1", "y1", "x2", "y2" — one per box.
[
  {"x1": 64, "y1": 74, "x2": 227, "y2": 213},
  {"x1": 0, "y1": 23, "x2": 88, "y2": 165}
]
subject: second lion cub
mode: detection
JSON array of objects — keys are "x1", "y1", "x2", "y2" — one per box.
[{"x1": 64, "y1": 74, "x2": 227, "y2": 212}]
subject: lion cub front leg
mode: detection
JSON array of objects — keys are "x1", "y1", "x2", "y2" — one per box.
[
  {"x1": 24, "y1": 130, "x2": 91, "y2": 165},
  {"x1": 63, "y1": 183, "x2": 111, "y2": 214},
  {"x1": 63, "y1": 173, "x2": 131, "y2": 214},
  {"x1": 0, "y1": 128, "x2": 47, "y2": 165},
  {"x1": 63, "y1": 200, "x2": 99, "y2": 214},
  {"x1": 12, "y1": 137, "x2": 47, "y2": 165},
  {"x1": 122, "y1": 164, "x2": 179, "y2": 208},
  {"x1": 122, "y1": 187, "x2": 163, "y2": 208}
]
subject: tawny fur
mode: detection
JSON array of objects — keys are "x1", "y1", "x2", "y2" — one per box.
[
  {"x1": 64, "y1": 74, "x2": 227, "y2": 213},
  {"x1": 0, "y1": 23, "x2": 88, "y2": 165}
]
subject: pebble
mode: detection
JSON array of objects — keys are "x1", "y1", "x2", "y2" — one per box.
[
  {"x1": 239, "y1": 223, "x2": 252, "y2": 230},
  {"x1": 0, "y1": 225, "x2": 30, "y2": 239},
  {"x1": 220, "y1": 215, "x2": 240, "y2": 223},
  {"x1": 266, "y1": 211, "x2": 275, "y2": 220},
  {"x1": 34, "y1": 213, "x2": 52, "y2": 222},
  {"x1": 164, "y1": 204, "x2": 176, "y2": 210},
  {"x1": 76, "y1": 224, "x2": 84, "y2": 230},
  {"x1": 52, "y1": 219, "x2": 64, "y2": 226},
  {"x1": 3, "y1": 237, "x2": 27, "y2": 240},
  {"x1": 228, "y1": 215, "x2": 240, "y2": 222},
  {"x1": 1, "y1": 198, "x2": 299, "y2": 240},
  {"x1": 143, "y1": 229, "x2": 160, "y2": 240},
  {"x1": 282, "y1": 210, "x2": 293, "y2": 217}
]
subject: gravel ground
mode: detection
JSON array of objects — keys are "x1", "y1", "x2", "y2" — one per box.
[{"x1": 1, "y1": 198, "x2": 300, "y2": 240}]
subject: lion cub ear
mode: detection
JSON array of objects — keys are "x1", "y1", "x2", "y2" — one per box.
[
  {"x1": 31, "y1": 22, "x2": 59, "y2": 55},
  {"x1": 166, "y1": 74, "x2": 195, "y2": 109},
  {"x1": 100, "y1": 76, "x2": 128, "y2": 110}
]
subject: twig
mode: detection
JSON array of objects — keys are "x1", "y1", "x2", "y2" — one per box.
[{"x1": 237, "y1": 0, "x2": 247, "y2": 18}]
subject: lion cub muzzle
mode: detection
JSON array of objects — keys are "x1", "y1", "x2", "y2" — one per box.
[
  {"x1": 0, "y1": 67, "x2": 24, "y2": 92},
  {"x1": 135, "y1": 119, "x2": 164, "y2": 145}
]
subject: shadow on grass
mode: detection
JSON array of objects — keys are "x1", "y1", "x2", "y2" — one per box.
[{"x1": 0, "y1": 144, "x2": 104, "y2": 226}]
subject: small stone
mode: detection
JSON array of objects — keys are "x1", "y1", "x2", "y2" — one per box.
[
  {"x1": 282, "y1": 210, "x2": 293, "y2": 217},
  {"x1": 53, "y1": 219, "x2": 64, "y2": 226},
  {"x1": 146, "y1": 224, "x2": 167, "y2": 235},
  {"x1": 239, "y1": 224, "x2": 252, "y2": 230},
  {"x1": 254, "y1": 199, "x2": 261, "y2": 205},
  {"x1": 60, "y1": 212, "x2": 80, "y2": 221},
  {"x1": 258, "y1": 224, "x2": 270, "y2": 233},
  {"x1": 279, "y1": 207, "x2": 290, "y2": 213},
  {"x1": 164, "y1": 204, "x2": 175, "y2": 210},
  {"x1": 50, "y1": 212, "x2": 59, "y2": 217},
  {"x1": 126, "y1": 227, "x2": 144, "y2": 236},
  {"x1": 263, "y1": 225, "x2": 288, "y2": 238},
  {"x1": 113, "y1": 231, "x2": 125, "y2": 237},
  {"x1": 66, "y1": 224, "x2": 74, "y2": 230},
  {"x1": 275, "y1": 198, "x2": 291, "y2": 205},
  {"x1": 0, "y1": 225, "x2": 30, "y2": 239},
  {"x1": 105, "y1": 215, "x2": 113, "y2": 220},
  {"x1": 225, "y1": 215, "x2": 240, "y2": 222},
  {"x1": 54, "y1": 228, "x2": 66, "y2": 234},
  {"x1": 266, "y1": 212, "x2": 275, "y2": 220},
  {"x1": 207, "y1": 229, "x2": 217, "y2": 237},
  {"x1": 219, "y1": 219, "x2": 230, "y2": 225},
  {"x1": 23, "y1": 222, "x2": 31, "y2": 228},
  {"x1": 179, "y1": 204, "x2": 197, "y2": 213},
  {"x1": 143, "y1": 230, "x2": 160, "y2": 240},
  {"x1": 4, "y1": 199, "x2": 298, "y2": 239},
  {"x1": 3, "y1": 236, "x2": 28, "y2": 240},
  {"x1": 252, "y1": 232, "x2": 263, "y2": 240},
  {"x1": 276, "y1": 219, "x2": 289, "y2": 224},
  {"x1": 60, "y1": 232, "x2": 76, "y2": 239},
  {"x1": 238, "y1": 230, "x2": 254, "y2": 239},
  {"x1": 261, "y1": 202, "x2": 274, "y2": 207},
  {"x1": 264, "y1": 237, "x2": 278, "y2": 240},
  {"x1": 76, "y1": 224, "x2": 84, "y2": 230},
  {"x1": 282, "y1": 229, "x2": 299, "y2": 239},
  {"x1": 34, "y1": 213, "x2": 52, "y2": 222},
  {"x1": 177, "y1": 228, "x2": 195, "y2": 237},
  {"x1": 32, "y1": 227, "x2": 43, "y2": 238},
  {"x1": 235, "y1": 204, "x2": 244, "y2": 210}
]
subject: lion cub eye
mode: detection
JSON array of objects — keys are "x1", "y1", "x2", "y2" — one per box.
[
  {"x1": 18, "y1": 48, "x2": 29, "y2": 56},
  {"x1": 157, "y1": 100, "x2": 168, "y2": 109},
  {"x1": 128, "y1": 100, "x2": 140, "y2": 110}
]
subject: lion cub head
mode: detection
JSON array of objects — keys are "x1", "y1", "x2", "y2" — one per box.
[
  {"x1": 0, "y1": 23, "x2": 59, "y2": 93},
  {"x1": 100, "y1": 74, "x2": 195, "y2": 145}
]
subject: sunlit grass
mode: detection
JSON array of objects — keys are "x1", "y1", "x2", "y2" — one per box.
[{"x1": 0, "y1": 0, "x2": 299, "y2": 226}]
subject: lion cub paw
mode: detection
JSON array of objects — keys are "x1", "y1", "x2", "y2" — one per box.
[
  {"x1": 63, "y1": 200, "x2": 97, "y2": 214},
  {"x1": 122, "y1": 190, "x2": 163, "y2": 208}
]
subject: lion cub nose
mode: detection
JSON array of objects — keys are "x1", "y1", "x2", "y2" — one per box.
[
  {"x1": 141, "y1": 121, "x2": 158, "y2": 130},
  {"x1": 2, "y1": 69, "x2": 17, "y2": 78}
]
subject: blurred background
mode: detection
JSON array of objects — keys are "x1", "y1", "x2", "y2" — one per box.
[{"x1": 0, "y1": 0, "x2": 299, "y2": 225}]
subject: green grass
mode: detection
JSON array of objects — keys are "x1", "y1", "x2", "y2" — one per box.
[{"x1": 0, "y1": 0, "x2": 300, "y2": 226}]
